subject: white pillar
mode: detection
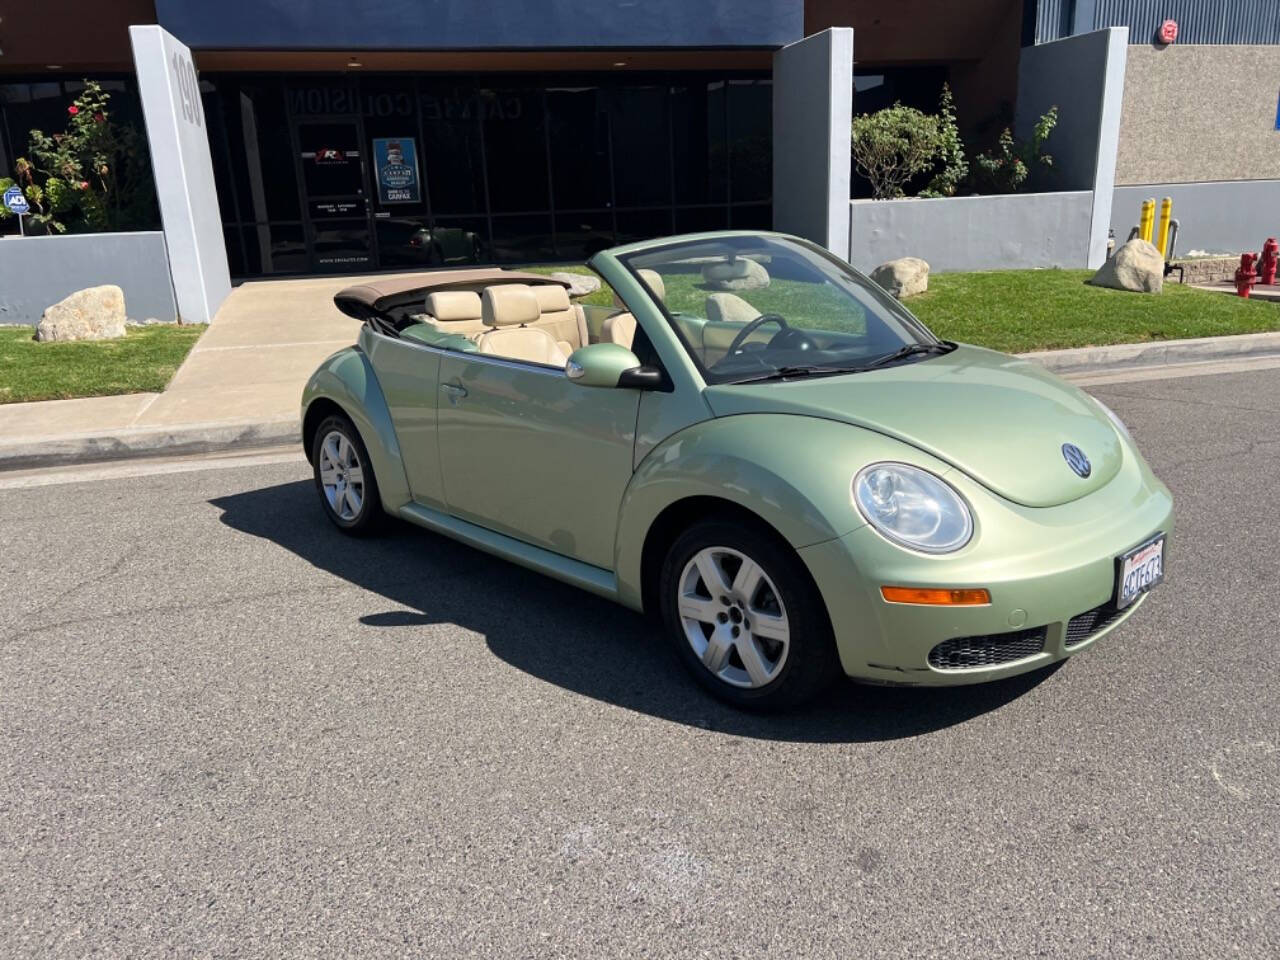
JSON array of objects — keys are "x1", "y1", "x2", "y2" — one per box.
[
  {"x1": 772, "y1": 28, "x2": 854, "y2": 260},
  {"x1": 130, "y1": 25, "x2": 231, "y2": 324}
]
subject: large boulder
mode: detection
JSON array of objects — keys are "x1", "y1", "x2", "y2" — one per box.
[
  {"x1": 702, "y1": 257, "x2": 770, "y2": 291},
  {"x1": 35, "y1": 285, "x2": 128, "y2": 342},
  {"x1": 548, "y1": 271, "x2": 601, "y2": 299},
  {"x1": 1090, "y1": 239, "x2": 1164, "y2": 294},
  {"x1": 870, "y1": 257, "x2": 929, "y2": 298}
]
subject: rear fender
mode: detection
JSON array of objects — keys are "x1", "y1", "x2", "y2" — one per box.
[{"x1": 301, "y1": 346, "x2": 412, "y2": 511}]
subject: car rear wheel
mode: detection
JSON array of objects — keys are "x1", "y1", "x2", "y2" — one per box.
[
  {"x1": 311, "y1": 414, "x2": 382, "y2": 536},
  {"x1": 658, "y1": 519, "x2": 839, "y2": 710}
]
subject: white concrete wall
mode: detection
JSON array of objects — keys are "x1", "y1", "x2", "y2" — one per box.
[
  {"x1": 1016, "y1": 27, "x2": 1128, "y2": 269},
  {"x1": 772, "y1": 28, "x2": 853, "y2": 259},
  {"x1": 848, "y1": 191, "x2": 1094, "y2": 274},
  {"x1": 130, "y1": 25, "x2": 230, "y2": 324},
  {"x1": 0, "y1": 232, "x2": 178, "y2": 325}
]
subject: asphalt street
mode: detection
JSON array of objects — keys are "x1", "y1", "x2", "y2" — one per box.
[{"x1": 1, "y1": 365, "x2": 1277, "y2": 958}]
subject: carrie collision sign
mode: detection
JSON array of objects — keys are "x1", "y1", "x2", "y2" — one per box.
[{"x1": 373, "y1": 137, "x2": 421, "y2": 204}]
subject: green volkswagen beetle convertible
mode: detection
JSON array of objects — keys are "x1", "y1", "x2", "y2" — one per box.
[{"x1": 302, "y1": 231, "x2": 1171, "y2": 708}]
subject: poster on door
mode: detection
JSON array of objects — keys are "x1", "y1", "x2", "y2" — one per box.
[{"x1": 372, "y1": 137, "x2": 421, "y2": 204}]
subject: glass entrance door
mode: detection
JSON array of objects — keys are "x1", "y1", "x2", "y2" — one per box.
[{"x1": 296, "y1": 120, "x2": 374, "y2": 272}]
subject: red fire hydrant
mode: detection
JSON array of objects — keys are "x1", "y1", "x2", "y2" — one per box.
[
  {"x1": 1236, "y1": 253, "x2": 1259, "y2": 298},
  {"x1": 1258, "y1": 238, "x2": 1278, "y2": 285}
]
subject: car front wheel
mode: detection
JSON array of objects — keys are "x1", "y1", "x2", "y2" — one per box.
[
  {"x1": 658, "y1": 519, "x2": 839, "y2": 710},
  {"x1": 311, "y1": 414, "x2": 382, "y2": 535}
]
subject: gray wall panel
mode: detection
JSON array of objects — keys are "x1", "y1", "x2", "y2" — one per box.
[
  {"x1": 0, "y1": 232, "x2": 178, "y2": 326},
  {"x1": 848, "y1": 192, "x2": 1094, "y2": 274},
  {"x1": 1111, "y1": 181, "x2": 1280, "y2": 256}
]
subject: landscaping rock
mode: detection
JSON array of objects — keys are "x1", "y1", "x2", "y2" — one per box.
[
  {"x1": 871, "y1": 257, "x2": 930, "y2": 298},
  {"x1": 705, "y1": 292, "x2": 762, "y2": 326},
  {"x1": 549, "y1": 271, "x2": 601, "y2": 298},
  {"x1": 36, "y1": 285, "x2": 128, "y2": 342},
  {"x1": 702, "y1": 257, "x2": 770, "y2": 291},
  {"x1": 1090, "y1": 239, "x2": 1164, "y2": 294}
]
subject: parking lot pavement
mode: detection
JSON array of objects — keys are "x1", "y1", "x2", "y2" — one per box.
[{"x1": 1, "y1": 367, "x2": 1277, "y2": 959}]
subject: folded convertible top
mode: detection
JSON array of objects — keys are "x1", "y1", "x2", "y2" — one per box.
[{"x1": 334, "y1": 268, "x2": 568, "y2": 320}]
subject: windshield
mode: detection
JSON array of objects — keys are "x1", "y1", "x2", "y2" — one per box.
[{"x1": 617, "y1": 234, "x2": 948, "y2": 385}]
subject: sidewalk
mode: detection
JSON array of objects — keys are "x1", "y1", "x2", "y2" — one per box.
[
  {"x1": 0, "y1": 271, "x2": 416, "y2": 469},
  {"x1": 3, "y1": 282, "x2": 1280, "y2": 469}
]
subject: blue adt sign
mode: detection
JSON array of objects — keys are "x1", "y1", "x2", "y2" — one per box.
[
  {"x1": 4, "y1": 185, "x2": 29, "y2": 215},
  {"x1": 372, "y1": 137, "x2": 421, "y2": 204}
]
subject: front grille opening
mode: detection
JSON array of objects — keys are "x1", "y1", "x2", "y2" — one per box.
[
  {"x1": 1065, "y1": 602, "x2": 1127, "y2": 646},
  {"x1": 927, "y1": 627, "x2": 1047, "y2": 671}
]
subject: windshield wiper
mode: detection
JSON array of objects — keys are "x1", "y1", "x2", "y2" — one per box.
[
  {"x1": 732, "y1": 364, "x2": 854, "y2": 384},
  {"x1": 863, "y1": 341, "x2": 955, "y2": 370}
]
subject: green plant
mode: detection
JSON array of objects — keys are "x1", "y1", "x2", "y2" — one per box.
[
  {"x1": 920, "y1": 84, "x2": 967, "y2": 198},
  {"x1": 971, "y1": 105, "x2": 1058, "y2": 194},
  {"x1": 851, "y1": 104, "x2": 942, "y2": 200},
  {"x1": 0, "y1": 81, "x2": 157, "y2": 234}
]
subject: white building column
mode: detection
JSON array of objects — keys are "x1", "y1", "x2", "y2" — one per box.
[
  {"x1": 130, "y1": 25, "x2": 231, "y2": 324},
  {"x1": 772, "y1": 28, "x2": 854, "y2": 260}
]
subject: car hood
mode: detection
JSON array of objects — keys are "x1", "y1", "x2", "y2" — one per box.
[{"x1": 703, "y1": 344, "x2": 1124, "y2": 508}]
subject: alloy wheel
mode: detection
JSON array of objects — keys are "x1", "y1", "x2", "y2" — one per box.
[
  {"x1": 318, "y1": 429, "x2": 365, "y2": 522},
  {"x1": 677, "y1": 546, "x2": 791, "y2": 689}
]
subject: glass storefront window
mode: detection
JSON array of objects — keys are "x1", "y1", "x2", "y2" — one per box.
[{"x1": 189, "y1": 72, "x2": 770, "y2": 277}]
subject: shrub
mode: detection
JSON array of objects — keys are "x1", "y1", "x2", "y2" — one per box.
[
  {"x1": 851, "y1": 104, "x2": 942, "y2": 200},
  {"x1": 0, "y1": 81, "x2": 157, "y2": 234},
  {"x1": 920, "y1": 84, "x2": 967, "y2": 198},
  {"x1": 971, "y1": 106, "x2": 1058, "y2": 194}
]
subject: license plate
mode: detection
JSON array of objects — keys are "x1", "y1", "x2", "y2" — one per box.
[{"x1": 1116, "y1": 534, "x2": 1165, "y2": 609}]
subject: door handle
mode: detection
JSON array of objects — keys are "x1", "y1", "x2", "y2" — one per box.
[{"x1": 441, "y1": 381, "x2": 468, "y2": 403}]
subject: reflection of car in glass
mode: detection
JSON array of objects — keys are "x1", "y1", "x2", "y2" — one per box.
[
  {"x1": 301, "y1": 232, "x2": 1172, "y2": 709},
  {"x1": 407, "y1": 226, "x2": 484, "y2": 264}
]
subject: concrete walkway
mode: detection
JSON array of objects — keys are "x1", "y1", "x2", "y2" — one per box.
[{"x1": 0, "y1": 272, "x2": 418, "y2": 467}]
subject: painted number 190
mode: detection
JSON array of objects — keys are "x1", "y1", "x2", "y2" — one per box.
[{"x1": 171, "y1": 51, "x2": 203, "y2": 128}]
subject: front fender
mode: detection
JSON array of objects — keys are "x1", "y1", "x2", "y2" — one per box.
[
  {"x1": 301, "y1": 346, "x2": 412, "y2": 511},
  {"x1": 612, "y1": 413, "x2": 960, "y2": 609}
]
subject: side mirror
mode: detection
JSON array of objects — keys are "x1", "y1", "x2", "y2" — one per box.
[{"x1": 566, "y1": 343, "x2": 662, "y2": 389}]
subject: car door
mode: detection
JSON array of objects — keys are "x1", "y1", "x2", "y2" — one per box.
[
  {"x1": 436, "y1": 349, "x2": 640, "y2": 571},
  {"x1": 363, "y1": 330, "x2": 446, "y2": 509}
]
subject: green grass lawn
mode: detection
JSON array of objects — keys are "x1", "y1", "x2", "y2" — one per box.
[
  {"x1": 525, "y1": 264, "x2": 1279, "y2": 354},
  {"x1": 907, "y1": 269, "x2": 1280, "y2": 353},
  {"x1": 0, "y1": 324, "x2": 206, "y2": 404}
]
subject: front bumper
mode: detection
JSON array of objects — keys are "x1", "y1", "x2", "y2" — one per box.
[{"x1": 799, "y1": 445, "x2": 1174, "y2": 686}]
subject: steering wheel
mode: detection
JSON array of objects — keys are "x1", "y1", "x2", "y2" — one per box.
[
  {"x1": 725, "y1": 313, "x2": 816, "y2": 357},
  {"x1": 726, "y1": 313, "x2": 787, "y2": 357}
]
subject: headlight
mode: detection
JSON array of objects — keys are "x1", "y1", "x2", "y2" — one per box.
[
  {"x1": 853, "y1": 463, "x2": 973, "y2": 554},
  {"x1": 1093, "y1": 398, "x2": 1131, "y2": 439}
]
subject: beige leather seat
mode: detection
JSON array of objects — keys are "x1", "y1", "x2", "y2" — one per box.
[
  {"x1": 705, "y1": 292, "x2": 760, "y2": 326},
  {"x1": 602, "y1": 268, "x2": 665, "y2": 350},
  {"x1": 422, "y1": 289, "x2": 486, "y2": 338},
  {"x1": 476, "y1": 284, "x2": 569, "y2": 367},
  {"x1": 530, "y1": 283, "x2": 589, "y2": 355}
]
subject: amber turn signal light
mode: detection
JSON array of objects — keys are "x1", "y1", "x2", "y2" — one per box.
[{"x1": 880, "y1": 586, "x2": 991, "y2": 606}]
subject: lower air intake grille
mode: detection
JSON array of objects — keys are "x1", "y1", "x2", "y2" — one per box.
[
  {"x1": 1066, "y1": 603, "x2": 1127, "y2": 646},
  {"x1": 927, "y1": 627, "x2": 1047, "y2": 671}
]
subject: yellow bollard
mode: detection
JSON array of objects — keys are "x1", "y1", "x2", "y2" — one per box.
[
  {"x1": 1155, "y1": 197, "x2": 1173, "y2": 258},
  {"x1": 1139, "y1": 199, "x2": 1155, "y2": 244}
]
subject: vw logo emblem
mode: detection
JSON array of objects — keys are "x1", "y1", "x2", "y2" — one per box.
[{"x1": 1062, "y1": 443, "x2": 1091, "y2": 478}]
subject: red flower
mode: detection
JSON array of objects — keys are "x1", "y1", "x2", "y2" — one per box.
[
  {"x1": 67, "y1": 105, "x2": 79, "y2": 116},
  {"x1": 79, "y1": 180, "x2": 89, "y2": 190},
  {"x1": 93, "y1": 112, "x2": 105, "y2": 124}
]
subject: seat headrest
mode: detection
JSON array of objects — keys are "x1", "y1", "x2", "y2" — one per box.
[
  {"x1": 425, "y1": 289, "x2": 482, "y2": 322},
  {"x1": 481, "y1": 284, "x2": 540, "y2": 327},
  {"x1": 613, "y1": 268, "x2": 665, "y2": 309},
  {"x1": 531, "y1": 283, "x2": 571, "y2": 313}
]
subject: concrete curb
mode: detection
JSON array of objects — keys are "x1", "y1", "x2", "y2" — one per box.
[
  {"x1": 3, "y1": 330, "x2": 1280, "y2": 472},
  {"x1": 0, "y1": 417, "x2": 300, "y2": 472},
  {"x1": 1018, "y1": 330, "x2": 1280, "y2": 374}
]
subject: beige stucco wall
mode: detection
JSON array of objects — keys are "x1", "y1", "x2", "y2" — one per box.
[{"x1": 1116, "y1": 44, "x2": 1280, "y2": 185}]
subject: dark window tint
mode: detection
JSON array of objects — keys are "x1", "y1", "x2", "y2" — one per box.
[
  {"x1": 491, "y1": 214, "x2": 555, "y2": 263},
  {"x1": 241, "y1": 222, "x2": 308, "y2": 275},
  {"x1": 546, "y1": 86, "x2": 610, "y2": 210},
  {"x1": 672, "y1": 81, "x2": 728, "y2": 206},
  {"x1": 728, "y1": 80, "x2": 771, "y2": 202},
  {"x1": 610, "y1": 86, "x2": 671, "y2": 207},
  {"x1": 228, "y1": 81, "x2": 300, "y2": 221},
  {"x1": 554, "y1": 211, "x2": 614, "y2": 260},
  {"x1": 429, "y1": 217, "x2": 489, "y2": 265},
  {"x1": 420, "y1": 85, "x2": 486, "y2": 214},
  {"x1": 481, "y1": 88, "x2": 550, "y2": 212}
]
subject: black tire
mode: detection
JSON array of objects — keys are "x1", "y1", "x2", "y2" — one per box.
[
  {"x1": 658, "y1": 518, "x2": 840, "y2": 710},
  {"x1": 310, "y1": 413, "x2": 383, "y2": 536}
]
